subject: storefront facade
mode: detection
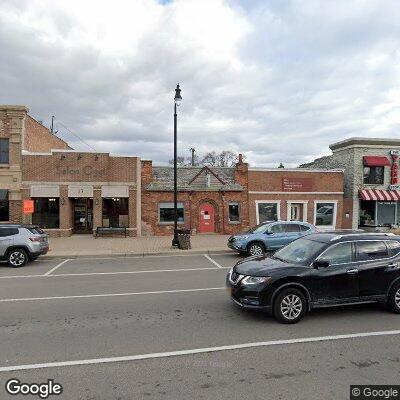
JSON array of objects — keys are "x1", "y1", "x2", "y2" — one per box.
[
  {"x1": 22, "y1": 151, "x2": 141, "y2": 236},
  {"x1": 141, "y1": 158, "x2": 249, "y2": 235},
  {"x1": 1, "y1": 104, "x2": 347, "y2": 236},
  {"x1": 248, "y1": 168, "x2": 344, "y2": 230},
  {"x1": 141, "y1": 158, "x2": 345, "y2": 235},
  {"x1": 303, "y1": 138, "x2": 400, "y2": 230},
  {"x1": 0, "y1": 105, "x2": 141, "y2": 236}
]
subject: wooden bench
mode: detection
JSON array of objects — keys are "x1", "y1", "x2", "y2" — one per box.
[{"x1": 95, "y1": 227, "x2": 127, "y2": 237}]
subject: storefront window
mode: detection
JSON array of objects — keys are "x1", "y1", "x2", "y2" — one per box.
[
  {"x1": 102, "y1": 198, "x2": 129, "y2": 227},
  {"x1": 363, "y1": 166, "x2": 384, "y2": 184},
  {"x1": 257, "y1": 202, "x2": 279, "y2": 223},
  {"x1": 315, "y1": 202, "x2": 336, "y2": 227},
  {"x1": 228, "y1": 202, "x2": 240, "y2": 222},
  {"x1": 32, "y1": 198, "x2": 59, "y2": 228},
  {"x1": 159, "y1": 202, "x2": 184, "y2": 223},
  {"x1": 376, "y1": 202, "x2": 396, "y2": 226},
  {"x1": 0, "y1": 189, "x2": 9, "y2": 221},
  {"x1": 359, "y1": 200, "x2": 376, "y2": 226}
]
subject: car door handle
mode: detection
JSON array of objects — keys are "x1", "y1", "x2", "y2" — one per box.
[
  {"x1": 388, "y1": 263, "x2": 398, "y2": 269},
  {"x1": 346, "y1": 268, "x2": 359, "y2": 274}
]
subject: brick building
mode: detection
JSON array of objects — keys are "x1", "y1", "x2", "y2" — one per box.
[
  {"x1": 141, "y1": 157, "x2": 249, "y2": 235},
  {"x1": 302, "y1": 137, "x2": 400, "y2": 230},
  {"x1": 141, "y1": 159, "x2": 345, "y2": 235},
  {"x1": 248, "y1": 168, "x2": 344, "y2": 230},
  {"x1": 1, "y1": 104, "x2": 346, "y2": 236},
  {"x1": 0, "y1": 105, "x2": 141, "y2": 236}
]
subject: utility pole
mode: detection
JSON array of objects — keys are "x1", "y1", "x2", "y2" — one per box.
[
  {"x1": 190, "y1": 148, "x2": 196, "y2": 166},
  {"x1": 50, "y1": 116, "x2": 55, "y2": 133}
]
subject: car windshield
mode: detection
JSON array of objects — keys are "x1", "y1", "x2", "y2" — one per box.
[
  {"x1": 273, "y1": 238, "x2": 327, "y2": 265},
  {"x1": 247, "y1": 223, "x2": 269, "y2": 234}
]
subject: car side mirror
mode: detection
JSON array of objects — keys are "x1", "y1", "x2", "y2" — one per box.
[
  {"x1": 264, "y1": 230, "x2": 273, "y2": 235},
  {"x1": 313, "y1": 259, "x2": 330, "y2": 269}
]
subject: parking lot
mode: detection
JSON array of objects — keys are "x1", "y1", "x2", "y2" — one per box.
[{"x1": 0, "y1": 252, "x2": 399, "y2": 399}]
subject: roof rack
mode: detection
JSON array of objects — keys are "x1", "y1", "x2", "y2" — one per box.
[{"x1": 330, "y1": 232, "x2": 395, "y2": 241}]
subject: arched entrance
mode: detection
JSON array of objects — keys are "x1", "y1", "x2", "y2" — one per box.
[{"x1": 199, "y1": 203, "x2": 215, "y2": 233}]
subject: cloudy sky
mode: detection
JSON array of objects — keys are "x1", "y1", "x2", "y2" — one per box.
[{"x1": 1, "y1": 0, "x2": 399, "y2": 166}]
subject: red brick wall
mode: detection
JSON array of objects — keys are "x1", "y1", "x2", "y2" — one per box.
[
  {"x1": 22, "y1": 152, "x2": 139, "y2": 236},
  {"x1": 24, "y1": 116, "x2": 71, "y2": 152},
  {"x1": 248, "y1": 170, "x2": 343, "y2": 192},
  {"x1": 22, "y1": 153, "x2": 138, "y2": 183},
  {"x1": 141, "y1": 160, "x2": 249, "y2": 236},
  {"x1": 342, "y1": 198, "x2": 353, "y2": 229},
  {"x1": 247, "y1": 169, "x2": 345, "y2": 229}
]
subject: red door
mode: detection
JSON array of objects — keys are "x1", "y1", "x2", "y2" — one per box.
[{"x1": 199, "y1": 203, "x2": 215, "y2": 233}]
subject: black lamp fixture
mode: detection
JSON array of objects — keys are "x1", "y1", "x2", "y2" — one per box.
[{"x1": 172, "y1": 84, "x2": 182, "y2": 247}]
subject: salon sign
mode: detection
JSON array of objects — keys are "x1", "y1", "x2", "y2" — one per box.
[{"x1": 389, "y1": 150, "x2": 400, "y2": 190}]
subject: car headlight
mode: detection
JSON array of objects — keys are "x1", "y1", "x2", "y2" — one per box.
[{"x1": 241, "y1": 276, "x2": 272, "y2": 285}]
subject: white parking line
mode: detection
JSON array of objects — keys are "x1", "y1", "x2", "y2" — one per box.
[
  {"x1": 46, "y1": 252, "x2": 234, "y2": 262},
  {"x1": 0, "y1": 329, "x2": 399, "y2": 372},
  {"x1": 0, "y1": 287, "x2": 226, "y2": 303},
  {"x1": 204, "y1": 254, "x2": 223, "y2": 268},
  {"x1": 43, "y1": 259, "x2": 71, "y2": 276},
  {"x1": 0, "y1": 266, "x2": 230, "y2": 280}
]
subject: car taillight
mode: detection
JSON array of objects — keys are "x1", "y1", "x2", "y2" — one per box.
[{"x1": 29, "y1": 237, "x2": 42, "y2": 242}]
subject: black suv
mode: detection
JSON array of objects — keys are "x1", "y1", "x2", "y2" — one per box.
[{"x1": 226, "y1": 231, "x2": 400, "y2": 323}]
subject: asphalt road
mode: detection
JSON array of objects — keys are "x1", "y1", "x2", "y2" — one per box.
[{"x1": 0, "y1": 252, "x2": 399, "y2": 400}]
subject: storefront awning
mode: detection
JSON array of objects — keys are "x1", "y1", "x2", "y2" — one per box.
[
  {"x1": 363, "y1": 156, "x2": 391, "y2": 167},
  {"x1": 359, "y1": 189, "x2": 400, "y2": 201}
]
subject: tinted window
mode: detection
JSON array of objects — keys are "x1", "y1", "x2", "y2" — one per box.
[
  {"x1": 299, "y1": 224, "x2": 310, "y2": 232},
  {"x1": 319, "y1": 242, "x2": 353, "y2": 265},
  {"x1": 274, "y1": 238, "x2": 327, "y2": 265},
  {"x1": 0, "y1": 227, "x2": 18, "y2": 237},
  {"x1": 284, "y1": 224, "x2": 300, "y2": 233},
  {"x1": 270, "y1": 224, "x2": 284, "y2": 233},
  {"x1": 386, "y1": 240, "x2": 400, "y2": 257},
  {"x1": 248, "y1": 223, "x2": 268, "y2": 234},
  {"x1": 357, "y1": 241, "x2": 389, "y2": 261}
]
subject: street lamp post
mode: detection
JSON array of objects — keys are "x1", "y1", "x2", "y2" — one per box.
[{"x1": 172, "y1": 84, "x2": 182, "y2": 247}]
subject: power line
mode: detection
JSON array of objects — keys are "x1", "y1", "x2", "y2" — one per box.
[{"x1": 55, "y1": 121, "x2": 97, "y2": 152}]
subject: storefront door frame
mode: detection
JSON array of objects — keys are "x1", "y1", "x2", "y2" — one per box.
[{"x1": 286, "y1": 201, "x2": 308, "y2": 222}]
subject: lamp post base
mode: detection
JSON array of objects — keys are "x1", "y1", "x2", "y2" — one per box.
[{"x1": 172, "y1": 230, "x2": 179, "y2": 247}]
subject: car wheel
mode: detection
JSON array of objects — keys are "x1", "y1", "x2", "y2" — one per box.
[
  {"x1": 273, "y1": 288, "x2": 306, "y2": 324},
  {"x1": 387, "y1": 282, "x2": 400, "y2": 314},
  {"x1": 247, "y1": 242, "x2": 265, "y2": 256},
  {"x1": 7, "y1": 249, "x2": 28, "y2": 268}
]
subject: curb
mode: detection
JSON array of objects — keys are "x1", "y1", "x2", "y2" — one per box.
[{"x1": 41, "y1": 249, "x2": 235, "y2": 260}]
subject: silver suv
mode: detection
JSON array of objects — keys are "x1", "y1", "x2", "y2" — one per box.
[{"x1": 0, "y1": 224, "x2": 49, "y2": 267}]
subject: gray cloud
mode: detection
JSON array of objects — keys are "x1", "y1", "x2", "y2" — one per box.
[{"x1": 0, "y1": 0, "x2": 399, "y2": 166}]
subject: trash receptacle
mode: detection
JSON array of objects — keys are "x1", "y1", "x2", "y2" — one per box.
[{"x1": 177, "y1": 229, "x2": 191, "y2": 250}]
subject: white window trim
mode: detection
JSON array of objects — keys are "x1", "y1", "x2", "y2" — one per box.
[
  {"x1": 313, "y1": 200, "x2": 338, "y2": 230},
  {"x1": 286, "y1": 200, "x2": 308, "y2": 222},
  {"x1": 255, "y1": 200, "x2": 281, "y2": 224}
]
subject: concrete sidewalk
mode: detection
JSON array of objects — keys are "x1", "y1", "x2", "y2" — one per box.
[{"x1": 45, "y1": 234, "x2": 232, "y2": 258}]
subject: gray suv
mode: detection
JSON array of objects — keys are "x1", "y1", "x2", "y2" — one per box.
[{"x1": 0, "y1": 224, "x2": 49, "y2": 267}]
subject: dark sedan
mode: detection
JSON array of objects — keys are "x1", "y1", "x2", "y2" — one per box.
[{"x1": 226, "y1": 231, "x2": 400, "y2": 323}]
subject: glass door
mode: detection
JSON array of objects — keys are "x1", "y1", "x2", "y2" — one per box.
[{"x1": 73, "y1": 198, "x2": 93, "y2": 233}]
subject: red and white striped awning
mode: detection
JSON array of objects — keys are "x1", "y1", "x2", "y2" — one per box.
[{"x1": 359, "y1": 189, "x2": 400, "y2": 201}]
